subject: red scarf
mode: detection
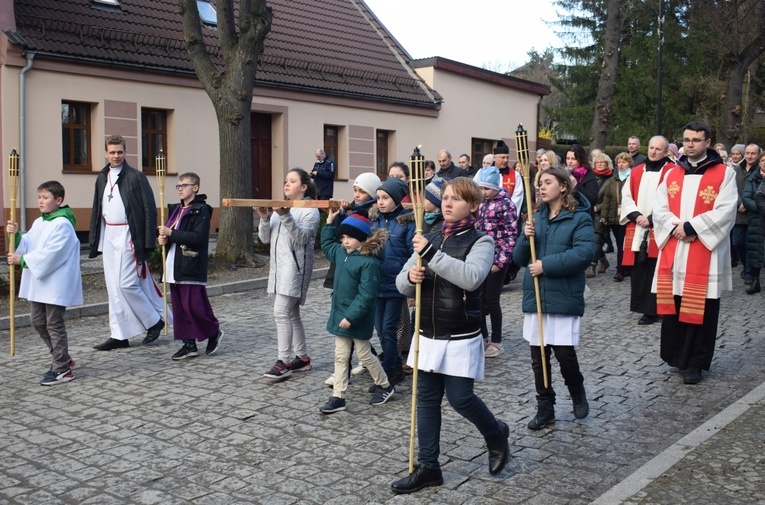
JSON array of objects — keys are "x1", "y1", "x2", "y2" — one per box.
[
  {"x1": 655, "y1": 164, "x2": 726, "y2": 324},
  {"x1": 593, "y1": 166, "x2": 613, "y2": 178},
  {"x1": 442, "y1": 215, "x2": 476, "y2": 236},
  {"x1": 622, "y1": 163, "x2": 673, "y2": 266}
]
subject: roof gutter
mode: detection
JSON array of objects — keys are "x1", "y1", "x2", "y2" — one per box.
[
  {"x1": 19, "y1": 52, "x2": 35, "y2": 232},
  {"x1": 27, "y1": 51, "x2": 441, "y2": 110}
]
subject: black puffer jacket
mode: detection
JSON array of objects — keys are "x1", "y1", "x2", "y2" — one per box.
[
  {"x1": 742, "y1": 170, "x2": 764, "y2": 269},
  {"x1": 420, "y1": 227, "x2": 484, "y2": 338},
  {"x1": 165, "y1": 195, "x2": 213, "y2": 282}
]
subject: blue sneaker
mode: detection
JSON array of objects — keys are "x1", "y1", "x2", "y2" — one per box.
[
  {"x1": 320, "y1": 396, "x2": 346, "y2": 414},
  {"x1": 370, "y1": 384, "x2": 395, "y2": 405},
  {"x1": 40, "y1": 369, "x2": 74, "y2": 386}
]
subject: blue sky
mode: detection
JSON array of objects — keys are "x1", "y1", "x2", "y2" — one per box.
[{"x1": 364, "y1": 0, "x2": 562, "y2": 71}]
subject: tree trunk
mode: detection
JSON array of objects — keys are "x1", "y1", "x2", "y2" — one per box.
[
  {"x1": 216, "y1": 100, "x2": 255, "y2": 264},
  {"x1": 178, "y1": 0, "x2": 272, "y2": 265},
  {"x1": 589, "y1": 0, "x2": 622, "y2": 149},
  {"x1": 720, "y1": 43, "x2": 765, "y2": 146}
]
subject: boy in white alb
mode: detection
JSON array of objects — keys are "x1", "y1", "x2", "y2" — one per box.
[{"x1": 6, "y1": 181, "x2": 83, "y2": 385}]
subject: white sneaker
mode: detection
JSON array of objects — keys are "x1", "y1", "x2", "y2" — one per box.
[
  {"x1": 324, "y1": 374, "x2": 335, "y2": 387},
  {"x1": 351, "y1": 363, "x2": 367, "y2": 376},
  {"x1": 484, "y1": 342, "x2": 504, "y2": 358}
]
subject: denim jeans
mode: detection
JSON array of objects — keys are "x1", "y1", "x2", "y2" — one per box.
[
  {"x1": 416, "y1": 371, "x2": 502, "y2": 469},
  {"x1": 375, "y1": 296, "x2": 403, "y2": 375}
]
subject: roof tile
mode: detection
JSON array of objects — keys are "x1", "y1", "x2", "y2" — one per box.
[{"x1": 12, "y1": 0, "x2": 441, "y2": 107}]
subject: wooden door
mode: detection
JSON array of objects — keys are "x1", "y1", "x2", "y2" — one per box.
[{"x1": 250, "y1": 113, "x2": 272, "y2": 198}]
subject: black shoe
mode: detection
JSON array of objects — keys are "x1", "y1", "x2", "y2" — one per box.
[
  {"x1": 744, "y1": 276, "x2": 753, "y2": 285},
  {"x1": 320, "y1": 396, "x2": 346, "y2": 414},
  {"x1": 527, "y1": 399, "x2": 555, "y2": 430},
  {"x1": 638, "y1": 315, "x2": 658, "y2": 325},
  {"x1": 486, "y1": 422, "x2": 510, "y2": 475},
  {"x1": 143, "y1": 319, "x2": 165, "y2": 344},
  {"x1": 683, "y1": 366, "x2": 702, "y2": 384},
  {"x1": 389, "y1": 366, "x2": 406, "y2": 386},
  {"x1": 370, "y1": 384, "x2": 395, "y2": 406},
  {"x1": 93, "y1": 338, "x2": 129, "y2": 351},
  {"x1": 391, "y1": 465, "x2": 444, "y2": 494},
  {"x1": 206, "y1": 330, "x2": 224, "y2": 355},
  {"x1": 746, "y1": 278, "x2": 760, "y2": 295},
  {"x1": 568, "y1": 384, "x2": 589, "y2": 419},
  {"x1": 374, "y1": 367, "x2": 405, "y2": 391},
  {"x1": 172, "y1": 345, "x2": 199, "y2": 361}
]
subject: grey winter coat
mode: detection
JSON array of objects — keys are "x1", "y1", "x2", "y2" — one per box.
[{"x1": 258, "y1": 205, "x2": 320, "y2": 304}]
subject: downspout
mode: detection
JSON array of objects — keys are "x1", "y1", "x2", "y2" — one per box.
[{"x1": 19, "y1": 52, "x2": 35, "y2": 231}]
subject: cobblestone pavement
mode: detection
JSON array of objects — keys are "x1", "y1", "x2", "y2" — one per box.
[{"x1": 1, "y1": 255, "x2": 764, "y2": 504}]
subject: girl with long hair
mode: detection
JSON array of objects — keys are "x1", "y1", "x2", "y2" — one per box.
[
  {"x1": 513, "y1": 166, "x2": 595, "y2": 430},
  {"x1": 256, "y1": 168, "x2": 321, "y2": 381}
]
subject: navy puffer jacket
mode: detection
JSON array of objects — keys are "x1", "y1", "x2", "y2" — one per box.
[{"x1": 369, "y1": 205, "x2": 416, "y2": 298}]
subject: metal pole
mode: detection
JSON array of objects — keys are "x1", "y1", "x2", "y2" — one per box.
[{"x1": 657, "y1": 0, "x2": 664, "y2": 135}]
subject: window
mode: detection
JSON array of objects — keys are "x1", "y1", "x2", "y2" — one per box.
[
  {"x1": 93, "y1": 0, "x2": 119, "y2": 5},
  {"x1": 324, "y1": 125, "x2": 339, "y2": 180},
  {"x1": 376, "y1": 130, "x2": 390, "y2": 180},
  {"x1": 472, "y1": 138, "x2": 494, "y2": 169},
  {"x1": 142, "y1": 108, "x2": 168, "y2": 175},
  {"x1": 197, "y1": 0, "x2": 217, "y2": 25},
  {"x1": 61, "y1": 101, "x2": 92, "y2": 172}
]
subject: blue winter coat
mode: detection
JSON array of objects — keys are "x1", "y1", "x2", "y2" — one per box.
[
  {"x1": 369, "y1": 206, "x2": 416, "y2": 298},
  {"x1": 513, "y1": 193, "x2": 595, "y2": 316}
]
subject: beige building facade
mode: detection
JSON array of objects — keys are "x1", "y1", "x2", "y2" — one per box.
[{"x1": 1, "y1": 0, "x2": 548, "y2": 236}]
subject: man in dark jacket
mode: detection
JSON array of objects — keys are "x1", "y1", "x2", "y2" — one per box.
[
  {"x1": 732, "y1": 143, "x2": 761, "y2": 284},
  {"x1": 459, "y1": 154, "x2": 478, "y2": 178},
  {"x1": 628, "y1": 136, "x2": 647, "y2": 166},
  {"x1": 89, "y1": 135, "x2": 167, "y2": 351},
  {"x1": 311, "y1": 149, "x2": 336, "y2": 200},
  {"x1": 436, "y1": 149, "x2": 468, "y2": 180}
]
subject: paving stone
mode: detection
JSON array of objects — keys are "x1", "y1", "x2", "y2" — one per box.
[{"x1": 1, "y1": 257, "x2": 764, "y2": 504}]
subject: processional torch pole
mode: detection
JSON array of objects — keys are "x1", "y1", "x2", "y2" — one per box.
[
  {"x1": 407, "y1": 146, "x2": 426, "y2": 473},
  {"x1": 515, "y1": 125, "x2": 549, "y2": 388},
  {"x1": 156, "y1": 150, "x2": 169, "y2": 337},
  {"x1": 7, "y1": 149, "x2": 19, "y2": 356}
]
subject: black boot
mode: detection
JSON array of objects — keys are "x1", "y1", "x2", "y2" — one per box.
[
  {"x1": 527, "y1": 398, "x2": 555, "y2": 430},
  {"x1": 390, "y1": 465, "x2": 443, "y2": 494},
  {"x1": 485, "y1": 421, "x2": 510, "y2": 475},
  {"x1": 746, "y1": 277, "x2": 760, "y2": 295},
  {"x1": 568, "y1": 383, "x2": 589, "y2": 419}
]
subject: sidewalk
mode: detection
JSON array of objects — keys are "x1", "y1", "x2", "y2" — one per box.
[{"x1": 1, "y1": 255, "x2": 763, "y2": 504}]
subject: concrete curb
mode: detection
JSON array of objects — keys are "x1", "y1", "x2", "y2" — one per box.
[
  {"x1": 590, "y1": 378, "x2": 765, "y2": 504},
  {"x1": 0, "y1": 267, "x2": 329, "y2": 331}
]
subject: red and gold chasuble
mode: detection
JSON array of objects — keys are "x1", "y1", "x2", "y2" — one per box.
[
  {"x1": 622, "y1": 163, "x2": 673, "y2": 267},
  {"x1": 501, "y1": 171, "x2": 517, "y2": 195},
  {"x1": 655, "y1": 164, "x2": 726, "y2": 324}
]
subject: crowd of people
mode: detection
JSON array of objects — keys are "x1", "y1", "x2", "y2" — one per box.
[{"x1": 7, "y1": 122, "x2": 764, "y2": 494}]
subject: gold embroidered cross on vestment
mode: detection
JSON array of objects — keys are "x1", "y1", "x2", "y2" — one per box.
[
  {"x1": 699, "y1": 185, "x2": 718, "y2": 204},
  {"x1": 667, "y1": 181, "x2": 680, "y2": 198}
]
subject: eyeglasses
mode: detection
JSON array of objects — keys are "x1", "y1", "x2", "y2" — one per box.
[
  {"x1": 175, "y1": 183, "x2": 194, "y2": 190},
  {"x1": 682, "y1": 138, "x2": 706, "y2": 144}
]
